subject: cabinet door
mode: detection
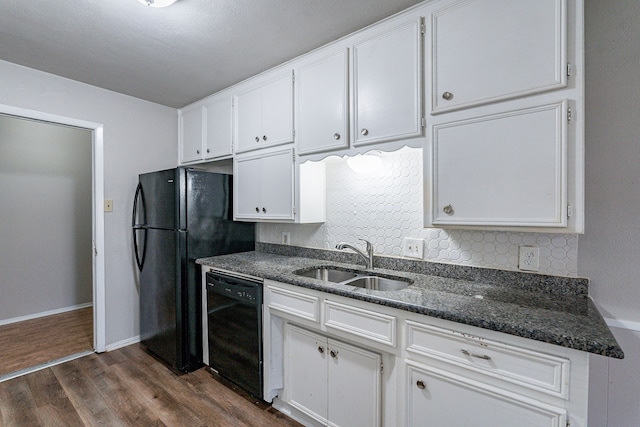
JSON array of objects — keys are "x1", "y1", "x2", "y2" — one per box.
[
  {"x1": 180, "y1": 106, "x2": 204, "y2": 163},
  {"x1": 431, "y1": 0, "x2": 567, "y2": 113},
  {"x1": 261, "y1": 72, "x2": 294, "y2": 149},
  {"x1": 430, "y1": 101, "x2": 567, "y2": 228},
  {"x1": 204, "y1": 95, "x2": 232, "y2": 159},
  {"x1": 328, "y1": 339, "x2": 381, "y2": 427},
  {"x1": 233, "y1": 148, "x2": 295, "y2": 221},
  {"x1": 407, "y1": 363, "x2": 566, "y2": 427},
  {"x1": 285, "y1": 325, "x2": 328, "y2": 424},
  {"x1": 234, "y1": 154, "x2": 262, "y2": 219},
  {"x1": 258, "y1": 148, "x2": 294, "y2": 220},
  {"x1": 235, "y1": 86, "x2": 263, "y2": 153},
  {"x1": 353, "y1": 19, "x2": 423, "y2": 146},
  {"x1": 296, "y1": 49, "x2": 349, "y2": 155}
]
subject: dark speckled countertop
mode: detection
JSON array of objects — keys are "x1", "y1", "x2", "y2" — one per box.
[{"x1": 197, "y1": 243, "x2": 623, "y2": 359}]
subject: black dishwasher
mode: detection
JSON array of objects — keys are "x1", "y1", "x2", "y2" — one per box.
[{"x1": 205, "y1": 271, "x2": 263, "y2": 399}]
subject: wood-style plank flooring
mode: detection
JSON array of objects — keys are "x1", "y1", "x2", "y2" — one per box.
[
  {"x1": 0, "y1": 344, "x2": 302, "y2": 427},
  {"x1": 0, "y1": 307, "x2": 93, "y2": 377}
]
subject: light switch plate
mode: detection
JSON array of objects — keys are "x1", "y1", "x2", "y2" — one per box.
[
  {"x1": 104, "y1": 199, "x2": 113, "y2": 212},
  {"x1": 518, "y1": 246, "x2": 540, "y2": 271},
  {"x1": 403, "y1": 238, "x2": 424, "y2": 259}
]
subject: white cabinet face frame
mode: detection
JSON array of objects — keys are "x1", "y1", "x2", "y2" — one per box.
[
  {"x1": 295, "y1": 48, "x2": 350, "y2": 155},
  {"x1": 352, "y1": 18, "x2": 424, "y2": 147},
  {"x1": 429, "y1": 0, "x2": 568, "y2": 114},
  {"x1": 428, "y1": 100, "x2": 568, "y2": 228}
]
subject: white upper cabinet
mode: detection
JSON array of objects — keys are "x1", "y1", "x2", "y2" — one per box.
[
  {"x1": 353, "y1": 18, "x2": 423, "y2": 147},
  {"x1": 430, "y1": 0, "x2": 567, "y2": 114},
  {"x1": 203, "y1": 95, "x2": 233, "y2": 159},
  {"x1": 179, "y1": 94, "x2": 233, "y2": 164},
  {"x1": 179, "y1": 106, "x2": 205, "y2": 163},
  {"x1": 428, "y1": 100, "x2": 568, "y2": 228},
  {"x1": 295, "y1": 48, "x2": 349, "y2": 155},
  {"x1": 234, "y1": 71, "x2": 294, "y2": 154}
]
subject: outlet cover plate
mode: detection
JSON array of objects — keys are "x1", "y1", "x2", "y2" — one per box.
[
  {"x1": 281, "y1": 231, "x2": 291, "y2": 245},
  {"x1": 518, "y1": 246, "x2": 540, "y2": 272},
  {"x1": 403, "y1": 238, "x2": 424, "y2": 259}
]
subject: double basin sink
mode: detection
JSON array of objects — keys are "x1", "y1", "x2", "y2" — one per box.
[{"x1": 293, "y1": 266, "x2": 412, "y2": 291}]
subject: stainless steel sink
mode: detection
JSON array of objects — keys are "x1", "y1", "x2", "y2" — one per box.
[
  {"x1": 294, "y1": 267, "x2": 359, "y2": 283},
  {"x1": 294, "y1": 266, "x2": 412, "y2": 291},
  {"x1": 342, "y1": 276, "x2": 411, "y2": 291}
]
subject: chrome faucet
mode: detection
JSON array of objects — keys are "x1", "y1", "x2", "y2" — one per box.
[{"x1": 336, "y1": 239, "x2": 374, "y2": 269}]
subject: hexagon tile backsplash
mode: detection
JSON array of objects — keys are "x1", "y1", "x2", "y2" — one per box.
[{"x1": 257, "y1": 148, "x2": 578, "y2": 277}]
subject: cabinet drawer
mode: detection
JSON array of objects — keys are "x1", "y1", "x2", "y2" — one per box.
[
  {"x1": 406, "y1": 321, "x2": 569, "y2": 398},
  {"x1": 267, "y1": 285, "x2": 320, "y2": 323},
  {"x1": 324, "y1": 300, "x2": 396, "y2": 347}
]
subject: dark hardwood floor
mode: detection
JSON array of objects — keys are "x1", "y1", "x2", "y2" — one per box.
[
  {"x1": 0, "y1": 344, "x2": 302, "y2": 427},
  {"x1": 0, "y1": 307, "x2": 93, "y2": 377}
]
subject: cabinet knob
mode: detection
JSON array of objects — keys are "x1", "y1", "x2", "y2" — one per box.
[
  {"x1": 255, "y1": 136, "x2": 260, "y2": 143},
  {"x1": 443, "y1": 204, "x2": 454, "y2": 215},
  {"x1": 333, "y1": 133, "x2": 341, "y2": 140},
  {"x1": 262, "y1": 135, "x2": 268, "y2": 141},
  {"x1": 206, "y1": 148, "x2": 210, "y2": 153},
  {"x1": 318, "y1": 346, "x2": 324, "y2": 354},
  {"x1": 255, "y1": 207, "x2": 260, "y2": 213},
  {"x1": 360, "y1": 128, "x2": 369, "y2": 136},
  {"x1": 416, "y1": 380, "x2": 426, "y2": 390},
  {"x1": 262, "y1": 207, "x2": 267, "y2": 213},
  {"x1": 196, "y1": 149, "x2": 200, "y2": 154},
  {"x1": 329, "y1": 350, "x2": 338, "y2": 358},
  {"x1": 442, "y1": 91, "x2": 454, "y2": 101}
]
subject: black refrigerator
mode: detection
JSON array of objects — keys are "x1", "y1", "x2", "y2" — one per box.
[{"x1": 132, "y1": 167, "x2": 255, "y2": 372}]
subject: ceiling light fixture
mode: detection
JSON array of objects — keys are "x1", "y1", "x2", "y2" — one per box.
[{"x1": 137, "y1": 0, "x2": 179, "y2": 7}]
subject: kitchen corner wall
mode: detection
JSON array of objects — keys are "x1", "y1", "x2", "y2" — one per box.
[{"x1": 258, "y1": 147, "x2": 579, "y2": 277}]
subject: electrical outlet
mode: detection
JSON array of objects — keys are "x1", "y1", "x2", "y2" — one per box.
[
  {"x1": 518, "y1": 246, "x2": 540, "y2": 272},
  {"x1": 281, "y1": 231, "x2": 291, "y2": 245},
  {"x1": 104, "y1": 199, "x2": 113, "y2": 212},
  {"x1": 402, "y1": 238, "x2": 424, "y2": 259}
]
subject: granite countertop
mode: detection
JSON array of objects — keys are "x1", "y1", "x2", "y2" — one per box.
[{"x1": 197, "y1": 244, "x2": 623, "y2": 359}]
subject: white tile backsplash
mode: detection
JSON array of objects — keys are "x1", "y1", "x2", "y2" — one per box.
[{"x1": 258, "y1": 148, "x2": 578, "y2": 277}]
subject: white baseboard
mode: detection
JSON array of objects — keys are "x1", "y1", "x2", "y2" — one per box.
[
  {"x1": 105, "y1": 335, "x2": 141, "y2": 352},
  {"x1": 0, "y1": 302, "x2": 93, "y2": 327},
  {"x1": 605, "y1": 317, "x2": 640, "y2": 333}
]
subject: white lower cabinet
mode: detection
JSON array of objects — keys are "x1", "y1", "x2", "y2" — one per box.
[
  {"x1": 285, "y1": 324, "x2": 382, "y2": 427},
  {"x1": 407, "y1": 361, "x2": 567, "y2": 427}
]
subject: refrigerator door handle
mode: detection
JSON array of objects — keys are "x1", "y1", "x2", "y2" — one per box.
[{"x1": 132, "y1": 182, "x2": 148, "y2": 271}]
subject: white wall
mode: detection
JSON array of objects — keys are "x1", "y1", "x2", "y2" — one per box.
[
  {"x1": 0, "y1": 59, "x2": 178, "y2": 347},
  {"x1": 581, "y1": 0, "x2": 640, "y2": 426},
  {"x1": 0, "y1": 116, "x2": 92, "y2": 320}
]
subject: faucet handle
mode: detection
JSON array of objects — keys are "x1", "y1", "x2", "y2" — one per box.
[{"x1": 358, "y1": 238, "x2": 373, "y2": 252}]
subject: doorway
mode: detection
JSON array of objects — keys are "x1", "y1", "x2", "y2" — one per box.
[{"x1": 0, "y1": 105, "x2": 106, "y2": 380}]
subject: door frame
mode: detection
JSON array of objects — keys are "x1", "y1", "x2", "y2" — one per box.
[{"x1": 0, "y1": 103, "x2": 106, "y2": 353}]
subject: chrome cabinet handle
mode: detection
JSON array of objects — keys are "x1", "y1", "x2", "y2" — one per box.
[
  {"x1": 361, "y1": 128, "x2": 369, "y2": 136},
  {"x1": 255, "y1": 136, "x2": 260, "y2": 143},
  {"x1": 333, "y1": 133, "x2": 341, "y2": 140},
  {"x1": 262, "y1": 135, "x2": 267, "y2": 141},
  {"x1": 206, "y1": 148, "x2": 210, "y2": 153},
  {"x1": 443, "y1": 204, "x2": 454, "y2": 215},
  {"x1": 262, "y1": 207, "x2": 267, "y2": 213},
  {"x1": 329, "y1": 350, "x2": 338, "y2": 358},
  {"x1": 416, "y1": 380, "x2": 426, "y2": 390},
  {"x1": 461, "y1": 349, "x2": 491, "y2": 361},
  {"x1": 255, "y1": 207, "x2": 259, "y2": 213},
  {"x1": 318, "y1": 346, "x2": 324, "y2": 354},
  {"x1": 442, "y1": 91, "x2": 454, "y2": 100},
  {"x1": 196, "y1": 149, "x2": 200, "y2": 154}
]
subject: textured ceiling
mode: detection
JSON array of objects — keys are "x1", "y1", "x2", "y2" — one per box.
[{"x1": 0, "y1": 0, "x2": 423, "y2": 108}]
